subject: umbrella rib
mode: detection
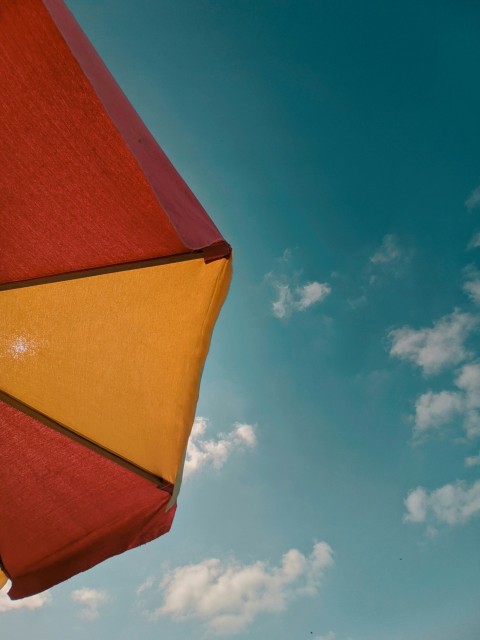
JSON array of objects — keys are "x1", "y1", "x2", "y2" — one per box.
[
  {"x1": 0, "y1": 242, "x2": 231, "y2": 291},
  {"x1": 0, "y1": 389, "x2": 173, "y2": 491},
  {"x1": 0, "y1": 250, "x2": 206, "y2": 291}
]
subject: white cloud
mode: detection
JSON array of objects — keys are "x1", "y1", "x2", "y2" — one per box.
[
  {"x1": 70, "y1": 587, "x2": 111, "y2": 621},
  {"x1": 466, "y1": 186, "x2": 480, "y2": 211},
  {"x1": 0, "y1": 583, "x2": 51, "y2": 612},
  {"x1": 464, "y1": 278, "x2": 480, "y2": 305},
  {"x1": 465, "y1": 452, "x2": 480, "y2": 467},
  {"x1": 389, "y1": 311, "x2": 478, "y2": 375},
  {"x1": 271, "y1": 281, "x2": 331, "y2": 318},
  {"x1": 295, "y1": 282, "x2": 332, "y2": 311},
  {"x1": 467, "y1": 232, "x2": 480, "y2": 250},
  {"x1": 272, "y1": 284, "x2": 294, "y2": 319},
  {"x1": 137, "y1": 577, "x2": 155, "y2": 596},
  {"x1": 184, "y1": 418, "x2": 256, "y2": 479},
  {"x1": 145, "y1": 542, "x2": 334, "y2": 635},
  {"x1": 463, "y1": 267, "x2": 480, "y2": 304},
  {"x1": 404, "y1": 480, "x2": 480, "y2": 526},
  {"x1": 410, "y1": 363, "x2": 480, "y2": 443},
  {"x1": 267, "y1": 251, "x2": 331, "y2": 319},
  {"x1": 315, "y1": 633, "x2": 336, "y2": 640},
  {"x1": 370, "y1": 234, "x2": 401, "y2": 264},
  {"x1": 455, "y1": 363, "x2": 480, "y2": 438},
  {"x1": 413, "y1": 390, "x2": 463, "y2": 439},
  {"x1": 403, "y1": 487, "x2": 428, "y2": 523}
]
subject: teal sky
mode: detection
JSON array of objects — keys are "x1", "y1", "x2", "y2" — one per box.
[{"x1": 3, "y1": 2, "x2": 480, "y2": 639}]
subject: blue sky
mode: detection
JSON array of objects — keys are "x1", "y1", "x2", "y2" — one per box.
[{"x1": 3, "y1": 1, "x2": 480, "y2": 638}]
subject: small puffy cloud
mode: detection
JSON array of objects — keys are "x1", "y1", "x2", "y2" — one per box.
[
  {"x1": 465, "y1": 452, "x2": 480, "y2": 467},
  {"x1": 389, "y1": 311, "x2": 478, "y2": 375},
  {"x1": 466, "y1": 185, "x2": 480, "y2": 211},
  {"x1": 144, "y1": 542, "x2": 334, "y2": 636},
  {"x1": 267, "y1": 250, "x2": 331, "y2": 319},
  {"x1": 295, "y1": 282, "x2": 332, "y2": 311},
  {"x1": 411, "y1": 363, "x2": 480, "y2": 443},
  {"x1": 404, "y1": 480, "x2": 480, "y2": 526},
  {"x1": 0, "y1": 583, "x2": 51, "y2": 612},
  {"x1": 370, "y1": 234, "x2": 401, "y2": 264},
  {"x1": 271, "y1": 281, "x2": 331, "y2": 319},
  {"x1": 403, "y1": 487, "x2": 428, "y2": 523},
  {"x1": 413, "y1": 390, "x2": 463, "y2": 440},
  {"x1": 70, "y1": 588, "x2": 111, "y2": 621},
  {"x1": 184, "y1": 417, "x2": 256, "y2": 479},
  {"x1": 315, "y1": 633, "x2": 336, "y2": 640}
]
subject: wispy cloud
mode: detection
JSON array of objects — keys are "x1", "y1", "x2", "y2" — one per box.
[
  {"x1": 137, "y1": 577, "x2": 155, "y2": 596},
  {"x1": 370, "y1": 234, "x2": 401, "y2": 265},
  {"x1": 368, "y1": 234, "x2": 412, "y2": 284},
  {"x1": 404, "y1": 480, "x2": 480, "y2": 527},
  {"x1": 467, "y1": 232, "x2": 480, "y2": 250},
  {"x1": 465, "y1": 452, "x2": 480, "y2": 467},
  {"x1": 463, "y1": 267, "x2": 480, "y2": 305},
  {"x1": 184, "y1": 417, "x2": 256, "y2": 479},
  {"x1": 70, "y1": 588, "x2": 111, "y2": 620},
  {"x1": 389, "y1": 311, "x2": 478, "y2": 375},
  {"x1": 346, "y1": 234, "x2": 411, "y2": 307},
  {"x1": 465, "y1": 185, "x2": 480, "y2": 211},
  {"x1": 0, "y1": 583, "x2": 51, "y2": 612},
  {"x1": 142, "y1": 543, "x2": 334, "y2": 636}
]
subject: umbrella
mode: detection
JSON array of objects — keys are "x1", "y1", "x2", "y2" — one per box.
[{"x1": 0, "y1": 0, "x2": 231, "y2": 599}]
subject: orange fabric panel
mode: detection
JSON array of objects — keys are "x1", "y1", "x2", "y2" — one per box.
[
  {"x1": 0, "y1": 570, "x2": 7, "y2": 590},
  {"x1": 0, "y1": 257, "x2": 231, "y2": 484}
]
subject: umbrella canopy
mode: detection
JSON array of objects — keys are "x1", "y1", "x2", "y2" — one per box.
[{"x1": 0, "y1": 0, "x2": 231, "y2": 599}]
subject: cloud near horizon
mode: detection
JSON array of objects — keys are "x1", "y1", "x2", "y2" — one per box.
[
  {"x1": 70, "y1": 588, "x2": 111, "y2": 620},
  {"x1": 0, "y1": 583, "x2": 51, "y2": 613},
  {"x1": 141, "y1": 542, "x2": 334, "y2": 635},
  {"x1": 314, "y1": 633, "x2": 353, "y2": 640},
  {"x1": 184, "y1": 417, "x2": 256, "y2": 479}
]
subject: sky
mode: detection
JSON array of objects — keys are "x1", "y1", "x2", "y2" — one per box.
[{"x1": 3, "y1": 1, "x2": 480, "y2": 639}]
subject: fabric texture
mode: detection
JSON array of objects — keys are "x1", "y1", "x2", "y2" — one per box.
[
  {"x1": 0, "y1": 0, "x2": 231, "y2": 600},
  {"x1": 0, "y1": 401, "x2": 176, "y2": 600},
  {"x1": 0, "y1": 0, "x2": 227, "y2": 286},
  {"x1": 0, "y1": 257, "x2": 232, "y2": 484}
]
